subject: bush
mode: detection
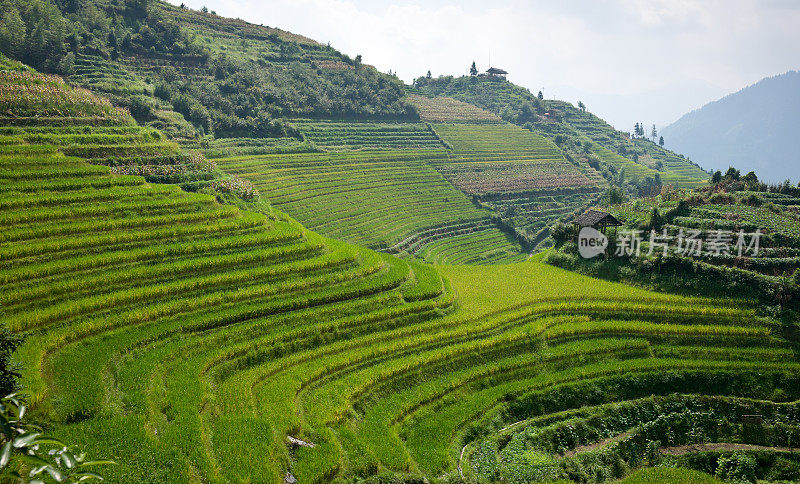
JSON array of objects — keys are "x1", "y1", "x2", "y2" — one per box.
[
  {"x1": 0, "y1": 394, "x2": 114, "y2": 482},
  {"x1": 709, "y1": 193, "x2": 735, "y2": 205},
  {"x1": 550, "y1": 222, "x2": 574, "y2": 247},
  {"x1": 715, "y1": 452, "x2": 757, "y2": 483},
  {"x1": 127, "y1": 95, "x2": 154, "y2": 122},
  {"x1": 0, "y1": 325, "x2": 21, "y2": 396},
  {"x1": 740, "y1": 193, "x2": 764, "y2": 207}
]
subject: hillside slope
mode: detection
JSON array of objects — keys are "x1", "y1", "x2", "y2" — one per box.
[
  {"x1": 661, "y1": 70, "x2": 800, "y2": 183},
  {"x1": 0, "y1": 0, "x2": 413, "y2": 141},
  {"x1": 413, "y1": 76, "x2": 709, "y2": 192},
  {"x1": 405, "y1": 95, "x2": 606, "y2": 251},
  {"x1": 3, "y1": 60, "x2": 799, "y2": 483},
  {"x1": 0, "y1": 58, "x2": 453, "y2": 481}
]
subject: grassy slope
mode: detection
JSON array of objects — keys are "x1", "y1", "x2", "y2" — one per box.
[
  {"x1": 413, "y1": 76, "x2": 708, "y2": 189},
  {"x1": 216, "y1": 150, "x2": 526, "y2": 264},
  {"x1": 407, "y1": 96, "x2": 606, "y2": 250},
  {"x1": 3, "y1": 29, "x2": 798, "y2": 484},
  {"x1": 48, "y1": 0, "x2": 413, "y2": 142}
]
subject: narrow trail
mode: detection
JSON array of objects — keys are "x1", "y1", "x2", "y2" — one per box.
[{"x1": 661, "y1": 443, "x2": 800, "y2": 455}]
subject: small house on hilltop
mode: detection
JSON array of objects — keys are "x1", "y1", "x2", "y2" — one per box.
[
  {"x1": 485, "y1": 67, "x2": 508, "y2": 79},
  {"x1": 573, "y1": 210, "x2": 622, "y2": 234}
]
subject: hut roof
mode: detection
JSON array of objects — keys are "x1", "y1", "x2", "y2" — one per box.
[
  {"x1": 486, "y1": 67, "x2": 508, "y2": 75},
  {"x1": 573, "y1": 209, "x2": 622, "y2": 228}
]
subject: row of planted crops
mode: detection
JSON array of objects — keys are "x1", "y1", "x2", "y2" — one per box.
[
  {"x1": 2, "y1": 58, "x2": 800, "y2": 484},
  {"x1": 610, "y1": 190, "x2": 800, "y2": 282},
  {"x1": 425, "y1": 120, "x2": 606, "y2": 250},
  {"x1": 215, "y1": 149, "x2": 527, "y2": 263}
]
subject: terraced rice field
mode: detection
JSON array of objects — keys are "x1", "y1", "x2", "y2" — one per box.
[
  {"x1": 195, "y1": 136, "x2": 316, "y2": 158},
  {"x1": 555, "y1": 104, "x2": 708, "y2": 189},
  {"x1": 290, "y1": 119, "x2": 445, "y2": 150},
  {"x1": 3, "y1": 60, "x2": 799, "y2": 484},
  {"x1": 0, "y1": 61, "x2": 453, "y2": 482},
  {"x1": 632, "y1": 138, "x2": 710, "y2": 181},
  {"x1": 428, "y1": 122, "x2": 605, "y2": 249},
  {"x1": 431, "y1": 123, "x2": 601, "y2": 195},
  {"x1": 407, "y1": 94, "x2": 503, "y2": 123},
  {"x1": 589, "y1": 140, "x2": 704, "y2": 188},
  {"x1": 215, "y1": 150, "x2": 524, "y2": 260},
  {"x1": 415, "y1": 228, "x2": 528, "y2": 265}
]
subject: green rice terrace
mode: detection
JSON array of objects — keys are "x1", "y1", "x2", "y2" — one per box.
[
  {"x1": 413, "y1": 76, "x2": 710, "y2": 192},
  {"x1": 1, "y1": 57, "x2": 800, "y2": 484},
  {"x1": 405, "y1": 95, "x2": 607, "y2": 251},
  {"x1": 1, "y1": 0, "x2": 800, "y2": 481},
  {"x1": 214, "y1": 149, "x2": 526, "y2": 264},
  {"x1": 288, "y1": 119, "x2": 445, "y2": 151}
]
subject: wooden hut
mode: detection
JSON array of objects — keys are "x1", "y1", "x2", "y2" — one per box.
[
  {"x1": 485, "y1": 67, "x2": 508, "y2": 79},
  {"x1": 572, "y1": 209, "x2": 622, "y2": 234}
]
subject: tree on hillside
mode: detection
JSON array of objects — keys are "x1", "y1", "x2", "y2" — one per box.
[
  {"x1": 651, "y1": 124, "x2": 657, "y2": 141},
  {"x1": 577, "y1": 101, "x2": 586, "y2": 112},
  {"x1": 0, "y1": 8, "x2": 26, "y2": 58},
  {"x1": 659, "y1": 135, "x2": 664, "y2": 147},
  {"x1": 426, "y1": 70, "x2": 432, "y2": 79},
  {"x1": 605, "y1": 186, "x2": 627, "y2": 205},
  {"x1": 354, "y1": 54, "x2": 362, "y2": 70},
  {"x1": 742, "y1": 171, "x2": 760, "y2": 190},
  {"x1": 470, "y1": 61, "x2": 478, "y2": 76},
  {"x1": 537, "y1": 90, "x2": 543, "y2": 100},
  {"x1": 724, "y1": 167, "x2": 741, "y2": 181},
  {"x1": 712, "y1": 170, "x2": 723, "y2": 184}
]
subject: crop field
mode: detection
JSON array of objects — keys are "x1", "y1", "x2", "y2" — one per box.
[
  {"x1": 193, "y1": 136, "x2": 317, "y2": 158},
  {"x1": 289, "y1": 119, "x2": 445, "y2": 150},
  {"x1": 429, "y1": 122, "x2": 605, "y2": 249},
  {"x1": 407, "y1": 94, "x2": 503, "y2": 123},
  {"x1": 430, "y1": 123, "x2": 602, "y2": 194},
  {"x1": 410, "y1": 77, "x2": 708, "y2": 190},
  {"x1": 554, "y1": 102, "x2": 709, "y2": 189},
  {"x1": 2, "y1": 57, "x2": 799, "y2": 484},
  {"x1": 484, "y1": 189, "x2": 604, "y2": 245},
  {"x1": 215, "y1": 150, "x2": 525, "y2": 261},
  {"x1": 415, "y1": 228, "x2": 528, "y2": 264},
  {"x1": 608, "y1": 191, "x2": 800, "y2": 289}
]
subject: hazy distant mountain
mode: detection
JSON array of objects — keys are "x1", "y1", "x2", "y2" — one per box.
[{"x1": 661, "y1": 71, "x2": 800, "y2": 183}]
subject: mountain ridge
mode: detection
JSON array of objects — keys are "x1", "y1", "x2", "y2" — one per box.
[{"x1": 661, "y1": 70, "x2": 800, "y2": 183}]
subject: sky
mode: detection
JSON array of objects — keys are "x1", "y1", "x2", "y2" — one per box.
[{"x1": 170, "y1": 0, "x2": 800, "y2": 131}]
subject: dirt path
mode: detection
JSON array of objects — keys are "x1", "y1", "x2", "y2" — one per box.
[
  {"x1": 561, "y1": 431, "x2": 631, "y2": 457},
  {"x1": 564, "y1": 438, "x2": 800, "y2": 458},
  {"x1": 661, "y1": 443, "x2": 800, "y2": 455}
]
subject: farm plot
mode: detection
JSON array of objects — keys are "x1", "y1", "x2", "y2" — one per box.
[
  {"x1": 289, "y1": 119, "x2": 445, "y2": 150},
  {"x1": 430, "y1": 122, "x2": 605, "y2": 249},
  {"x1": 4, "y1": 60, "x2": 796, "y2": 484},
  {"x1": 0, "y1": 60, "x2": 453, "y2": 483},
  {"x1": 555, "y1": 102, "x2": 709, "y2": 189},
  {"x1": 430, "y1": 123, "x2": 602, "y2": 194},
  {"x1": 407, "y1": 94, "x2": 503, "y2": 123},
  {"x1": 272, "y1": 260, "x2": 793, "y2": 482},
  {"x1": 216, "y1": 150, "x2": 524, "y2": 260},
  {"x1": 607, "y1": 192, "x2": 800, "y2": 287},
  {"x1": 0, "y1": 69, "x2": 206, "y2": 187},
  {"x1": 415, "y1": 227, "x2": 528, "y2": 265}
]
